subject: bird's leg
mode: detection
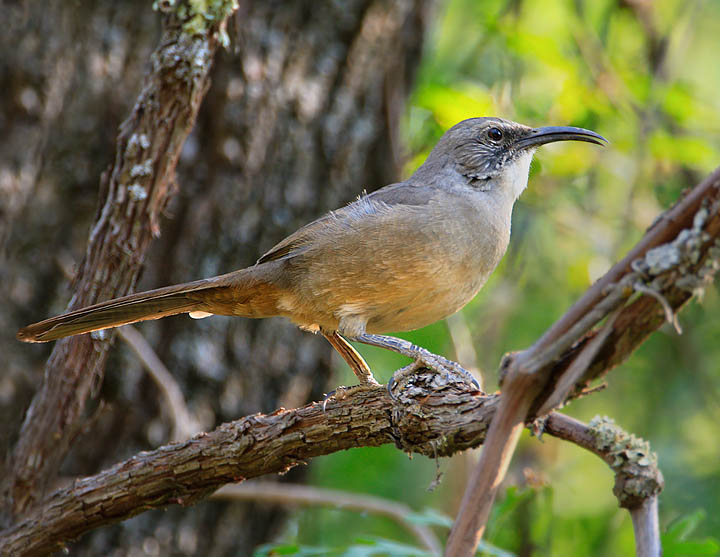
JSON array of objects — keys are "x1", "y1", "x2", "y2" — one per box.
[
  {"x1": 349, "y1": 333, "x2": 480, "y2": 393},
  {"x1": 321, "y1": 331, "x2": 380, "y2": 408},
  {"x1": 322, "y1": 330, "x2": 380, "y2": 386}
]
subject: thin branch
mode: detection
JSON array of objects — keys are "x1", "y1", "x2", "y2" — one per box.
[
  {"x1": 444, "y1": 384, "x2": 529, "y2": 554},
  {"x1": 633, "y1": 282, "x2": 682, "y2": 334},
  {"x1": 631, "y1": 498, "x2": 661, "y2": 557},
  {"x1": 118, "y1": 326, "x2": 201, "y2": 441},
  {"x1": 542, "y1": 413, "x2": 602, "y2": 457},
  {"x1": 446, "y1": 312, "x2": 483, "y2": 390},
  {"x1": 536, "y1": 307, "x2": 621, "y2": 416},
  {"x1": 546, "y1": 413, "x2": 663, "y2": 557},
  {"x1": 213, "y1": 482, "x2": 441, "y2": 554}
]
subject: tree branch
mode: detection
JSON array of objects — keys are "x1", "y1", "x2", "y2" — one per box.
[
  {"x1": 0, "y1": 377, "x2": 670, "y2": 556},
  {"x1": 0, "y1": 379, "x2": 496, "y2": 556},
  {"x1": 546, "y1": 414, "x2": 663, "y2": 557},
  {"x1": 118, "y1": 326, "x2": 200, "y2": 442},
  {"x1": 630, "y1": 499, "x2": 662, "y2": 557},
  {"x1": 2, "y1": 0, "x2": 239, "y2": 522}
]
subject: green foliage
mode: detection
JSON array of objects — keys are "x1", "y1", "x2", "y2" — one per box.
[
  {"x1": 282, "y1": 0, "x2": 720, "y2": 554},
  {"x1": 254, "y1": 538, "x2": 434, "y2": 557},
  {"x1": 261, "y1": 487, "x2": 717, "y2": 555},
  {"x1": 662, "y1": 511, "x2": 720, "y2": 556}
]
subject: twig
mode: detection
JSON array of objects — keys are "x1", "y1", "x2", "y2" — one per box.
[
  {"x1": 545, "y1": 413, "x2": 662, "y2": 557},
  {"x1": 213, "y1": 482, "x2": 441, "y2": 554},
  {"x1": 631, "y1": 498, "x2": 661, "y2": 557},
  {"x1": 518, "y1": 276, "x2": 633, "y2": 373},
  {"x1": 542, "y1": 413, "x2": 601, "y2": 455},
  {"x1": 118, "y1": 326, "x2": 200, "y2": 441},
  {"x1": 633, "y1": 282, "x2": 682, "y2": 334},
  {"x1": 536, "y1": 307, "x2": 621, "y2": 416}
]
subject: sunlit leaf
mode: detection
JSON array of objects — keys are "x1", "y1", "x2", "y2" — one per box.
[{"x1": 414, "y1": 83, "x2": 496, "y2": 128}]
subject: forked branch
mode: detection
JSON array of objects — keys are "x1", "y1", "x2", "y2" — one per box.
[{"x1": 446, "y1": 166, "x2": 720, "y2": 555}]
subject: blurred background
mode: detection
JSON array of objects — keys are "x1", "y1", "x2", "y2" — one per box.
[{"x1": 2, "y1": 0, "x2": 719, "y2": 555}]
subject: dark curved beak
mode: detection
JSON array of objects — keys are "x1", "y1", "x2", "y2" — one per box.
[{"x1": 514, "y1": 126, "x2": 608, "y2": 150}]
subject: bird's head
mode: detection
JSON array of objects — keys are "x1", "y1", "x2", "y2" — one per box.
[{"x1": 424, "y1": 117, "x2": 606, "y2": 200}]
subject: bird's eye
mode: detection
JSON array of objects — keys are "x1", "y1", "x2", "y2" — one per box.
[{"x1": 487, "y1": 127, "x2": 503, "y2": 141}]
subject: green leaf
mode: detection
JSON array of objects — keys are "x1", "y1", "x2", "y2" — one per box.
[
  {"x1": 475, "y1": 539, "x2": 517, "y2": 557},
  {"x1": 414, "y1": 83, "x2": 496, "y2": 128},
  {"x1": 344, "y1": 537, "x2": 432, "y2": 557},
  {"x1": 662, "y1": 511, "x2": 720, "y2": 557},
  {"x1": 405, "y1": 508, "x2": 454, "y2": 529}
]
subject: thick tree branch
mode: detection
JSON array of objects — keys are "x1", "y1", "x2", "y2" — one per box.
[
  {"x1": 2, "y1": 1, "x2": 238, "y2": 522},
  {"x1": 0, "y1": 379, "x2": 496, "y2": 556},
  {"x1": 0, "y1": 379, "x2": 669, "y2": 556}
]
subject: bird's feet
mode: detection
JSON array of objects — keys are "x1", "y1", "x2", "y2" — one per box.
[
  {"x1": 347, "y1": 333, "x2": 480, "y2": 398},
  {"x1": 387, "y1": 355, "x2": 480, "y2": 399}
]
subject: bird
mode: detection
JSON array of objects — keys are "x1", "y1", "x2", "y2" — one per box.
[{"x1": 17, "y1": 117, "x2": 606, "y2": 390}]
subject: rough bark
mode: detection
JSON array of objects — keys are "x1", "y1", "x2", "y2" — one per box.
[{"x1": 1, "y1": 380, "x2": 490, "y2": 556}]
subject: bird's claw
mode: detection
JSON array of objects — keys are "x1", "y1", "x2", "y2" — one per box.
[{"x1": 386, "y1": 357, "x2": 480, "y2": 401}]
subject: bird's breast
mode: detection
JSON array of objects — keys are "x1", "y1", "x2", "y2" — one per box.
[
  {"x1": 280, "y1": 190, "x2": 514, "y2": 335},
  {"x1": 362, "y1": 200, "x2": 511, "y2": 333}
]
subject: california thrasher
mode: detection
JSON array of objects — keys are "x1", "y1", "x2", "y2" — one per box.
[{"x1": 17, "y1": 117, "x2": 606, "y2": 389}]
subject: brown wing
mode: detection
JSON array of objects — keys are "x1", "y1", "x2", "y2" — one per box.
[
  {"x1": 257, "y1": 212, "x2": 335, "y2": 264},
  {"x1": 257, "y1": 182, "x2": 431, "y2": 264}
]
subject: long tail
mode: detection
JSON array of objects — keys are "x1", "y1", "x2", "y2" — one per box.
[{"x1": 16, "y1": 268, "x2": 280, "y2": 343}]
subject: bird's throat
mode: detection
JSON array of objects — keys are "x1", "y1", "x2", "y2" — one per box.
[{"x1": 502, "y1": 148, "x2": 535, "y2": 201}]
